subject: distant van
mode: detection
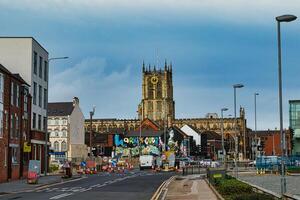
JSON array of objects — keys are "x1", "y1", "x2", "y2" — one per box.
[{"x1": 139, "y1": 155, "x2": 154, "y2": 170}]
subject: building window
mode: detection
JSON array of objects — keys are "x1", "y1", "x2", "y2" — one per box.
[
  {"x1": 38, "y1": 85, "x2": 42, "y2": 107},
  {"x1": 16, "y1": 85, "x2": 19, "y2": 107},
  {"x1": 0, "y1": 73, "x2": 3, "y2": 103},
  {"x1": 61, "y1": 141, "x2": 67, "y2": 151},
  {"x1": 44, "y1": 61, "x2": 48, "y2": 82},
  {"x1": 43, "y1": 117, "x2": 47, "y2": 131},
  {"x1": 0, "y1": 107, "x2": 3, "y2": 138},
  {"x1": 62, "y1": 130, "x2": 67, "y2": 137},
  {"x1": 16, "y1": 116, "x2": 19, "y2": 137},
  {"x1": 54, "y1": 141, "x2": 59, "y2": 152},
  {"x1": 33, "y1": 82, "x2": 37, "y2": 105},
  {"x1": 38, "y1": 114, "x2": 41, "y2": 130},
  {"x1": 11, "y1": 147, "x2": 19, "y2": 164},
  {"x1": 33, "y1": 113, "x2": 36, "y2": 129},
  {"x1": 55, "y1": 119, "x2": 59, "y2": 125},
  {"x1": 11, "y1": 82, "x2": 14, "y2": 105},
  {"x1": 34, "y1": 51, "x2": 37, "y2": 75},
  {"x1": 44, "y1": 89, "x2": 47, "y2": 109},
  {"x1": 39, "y1": 56, "x2": 43, "y2": 78},
  {"x1": 10, "y1": 114, "x2": 13, "y2": 138}
]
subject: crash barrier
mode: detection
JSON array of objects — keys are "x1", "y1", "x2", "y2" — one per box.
[{"x1": 182, "y1": 165, "x2": 204, "y2": 176}]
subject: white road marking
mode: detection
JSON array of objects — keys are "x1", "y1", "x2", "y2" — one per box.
[{"x1": 49, "y1": 193, "x2": 73, "y2": 199}]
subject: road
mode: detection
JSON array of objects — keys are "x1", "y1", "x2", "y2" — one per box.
[{"x1": 0, "y1": 171, "x2": 174, "y2": 200}]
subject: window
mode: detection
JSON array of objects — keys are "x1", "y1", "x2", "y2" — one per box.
[
  {"x1": 38, "y1": 114, "x2": 41, "y2": 130},
  {"x1": 39, "y1": 56, "x2": 43, "y2": 78},
  {"x1": 61, "y1": 141, "x2": 67, "y2": 151},
  {"x1": 55, "y1": 119, "x2": 59, "y2": 125},
  {"x1": 43, "y1": 117, "x2": 47, "y2": 131},
  {"x1": 33, "y1": 82, "x2": 37, "y2": 105},
  {"x1": 54, "y1": 141, "x2": 59, "y2": 151},
  {"x1": 24, "y1": 87, "x2": 29, "y2": 113},
  {"x1": 0, "y1": 73, "x2": 3, "y2": 103},
  {"x1": 16, "y1": 116, "x2": 19, "y2": 137},
  {"x1": 0, "y1": 106, "x2": 3, "y2": 138},
  {"x1": 43, "y1": 89, "x2": 47, "y2": 109},
  {"x1": 16, "y1": 85, "x2": 19, "y2": 107},
  {"x1": 11, "y1": 82, "x2": 13, "y2": 105},
  {"x1": 38, "y1": 85, "x2": 42, "y2": 107},
  {"x1": 10, "y1": 114, "x2": 14, "y2": 138},
  {"x1": 63, "y1": 119, "x2": 67, "y2": 125},
  {"x1": 62, "y1": 130, "x2": 67, "y2": 137},
  {"x1": 32, "y1": 113, "x2": 36, "y2": 129},
  {"x1": 44, "y1": 61, "x2": 48, "y2": 82},
  {"x1": 34, "y1": 52, "x2": 37, "y2": 75},
  {"x1": 11, "y1": 147, "x2": 19, "y2": 164}
]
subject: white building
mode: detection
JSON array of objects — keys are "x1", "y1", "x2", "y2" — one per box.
[
  {"x1": 0, "y1": 37, "x2": 49, "y2": 161},
  {"x1": 180, "y1": 124, "x2": 201, "y2": 146},
  {"x1": 48, "y1": 97, "x2": 87, "y2": 162}
]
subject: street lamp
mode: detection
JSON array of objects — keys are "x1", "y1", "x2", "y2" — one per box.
[
  {"x1": 221, "y1": 108, "x2": 228, "y2": 165},
  {"x1": 254, "y1": 92, "x2": 259, "y2": 159},
  {"x1": 276, "y1": 14, "x2": 297, "y2": 195},
  {"x1": 233, "y1": 83, "x2": 244, "y2": 178},
  {"x1": 44, "y1": 56, "x2": 69, "y2": 176},
  {"x1": 89, "y1": 106, "x2": 96, "y2": 157}
]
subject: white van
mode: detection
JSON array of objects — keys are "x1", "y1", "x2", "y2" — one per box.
[{"x1": 139, "y1": 155, "x2": 154, "y2": 170}]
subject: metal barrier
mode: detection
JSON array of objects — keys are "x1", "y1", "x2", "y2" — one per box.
[{"x1": 182, "y1": 165, "x2": 205, "y2": 176}]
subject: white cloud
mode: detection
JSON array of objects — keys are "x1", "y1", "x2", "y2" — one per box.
[{"x1": 49, "y1": 57, "x2": 139, "y2": 118}]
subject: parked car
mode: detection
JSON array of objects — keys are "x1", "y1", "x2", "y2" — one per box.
[
  {"x1": 200, "y1": 159, "x2": 212, "y2": 167},
  {"x1": 50, "y1": 160, "x2": 63, "y2": 169}
]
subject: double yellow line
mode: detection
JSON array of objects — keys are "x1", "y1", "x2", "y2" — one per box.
[{"x1": 151, "y1": 176, "x2": 175, "y2": 200}]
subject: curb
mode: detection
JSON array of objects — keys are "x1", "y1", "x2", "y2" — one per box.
[
  {"x1": 151, "y1": 176, "x2": 175, "y2": 200},
  {"x1": 205, "y1": 179, "x2": 225, "y2": 200}
]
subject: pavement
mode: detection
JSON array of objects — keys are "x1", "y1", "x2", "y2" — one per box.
[
  {"x1": 0, "y1": 170, "x2": 174, "y2": 200},
  {"x1": 0, "y1": 174, "x2": 83, "y2": 194},
  {"x1": 165, "y1": 175, "x2": 217, "y2": 200},
  {"x1": 236, "y1": 172, "x2": 300, "y2": 198}
]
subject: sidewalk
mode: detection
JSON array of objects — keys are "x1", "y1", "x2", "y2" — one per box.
[
  {"x1": 0, "y1": 174, "x2": 81, "y2": 194},
  {"x1": 165, "y1": 175, "x2": 218, "y2": 200}
]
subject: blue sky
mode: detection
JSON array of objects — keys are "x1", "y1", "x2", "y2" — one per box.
[{"x1": 1, "y1": 0, "x2": 300, "y2": 130}]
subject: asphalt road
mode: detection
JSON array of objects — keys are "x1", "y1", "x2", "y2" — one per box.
[{"x1": 0, "y1": 170, "x2": 174, "y2": 200}]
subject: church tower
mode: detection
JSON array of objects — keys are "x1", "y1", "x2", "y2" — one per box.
[{"x1": 138, "y1": 61, "x2": 175, "y2": 123}]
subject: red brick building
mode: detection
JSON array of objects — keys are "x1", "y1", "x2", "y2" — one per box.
[
  {"x1": 253, "y1": 130, "x2": 291, "y2": 156},
  {"x1": 0, "y1": 64, "x2": 32, "y2": 183}
]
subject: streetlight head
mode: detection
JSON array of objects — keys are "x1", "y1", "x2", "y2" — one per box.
[
  {"x1": 233, "y1": 84, "x2": 244, "y2": 88},
  {"x1": 255, "y1": 92, "x2": 259, "y2": 96},
  {"x1": 276, "y1": 15, "x2": 297, "y2": 22},
  {"x1": 221, "y1": 108, "x2": 228, "y2": 112}
]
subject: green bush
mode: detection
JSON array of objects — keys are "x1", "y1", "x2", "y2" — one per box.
[
  {"x1": 217, "y1": 179, "x2": 252, "y2": 196},
  {"x1": 231, "y1": 193, "x2": 274, "y2": 200},
  {"x1": 49, "y1": 164, "x2": 59, "y2": 172}
]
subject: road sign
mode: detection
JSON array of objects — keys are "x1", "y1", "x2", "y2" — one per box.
[{"x1": 23, "y1": 142, "x2": 31, "y2": 152}]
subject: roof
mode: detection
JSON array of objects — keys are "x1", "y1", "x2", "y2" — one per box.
[
  {"x1": 48, "y1": 102, "x2": 74, "y2": 116},
  {"x1": 0, "y1": 63, "x2": 11, "y2": 74},
  {"x1": 12, "y1": 73, "x2": 30, "y2": 86},
  {"x1": 202, "y1": 131, "x2": 222, "y2": 140},
  {"x1": 125, "y1": 130, "x2": 164, "y2": 137}
]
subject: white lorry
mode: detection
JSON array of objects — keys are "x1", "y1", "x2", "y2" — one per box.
[{"x1": 139, "y1": 155, "x2": 155, "y2": 170}]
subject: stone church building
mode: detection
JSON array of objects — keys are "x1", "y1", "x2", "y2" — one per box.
[{"x1": 85, "y1": 62, "x2": 250, "y2": 159}]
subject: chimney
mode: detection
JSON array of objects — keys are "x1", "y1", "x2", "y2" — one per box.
[{"x1": 73, "y1": 97, "x2": 79, "y2": 106}]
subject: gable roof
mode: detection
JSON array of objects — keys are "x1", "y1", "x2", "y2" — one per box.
[{"x1": 48, "y1": 102, "x2": 74, "y2": 116}]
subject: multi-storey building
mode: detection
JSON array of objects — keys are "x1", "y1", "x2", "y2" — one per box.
[
  {"x1": 0, "y1": 37, "x2": 49, "y2": 173},
  {"x1": 48, "y1": 97, "x2": 87, "y2": 162},
  {"x1": 0, "y1": 64, "x2": 31, "y2": 183},
  {"x1": 289, "y1": 100, "x2": 300, "y2": 155},
  {"x1": 85, "y1": 62, "x2": 250, "y2": 159}
]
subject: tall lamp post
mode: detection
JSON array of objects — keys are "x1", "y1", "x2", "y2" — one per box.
[
  {"x1": 221, "y1": 108, "x2": 228, "y2": 165},
  {"x1": 276, "y1": 14, "x2": 297, "y2": 195},
  {"x1": 89, "y1": 106, "x2": 96, "y2": 157},
  {"x1": 254, "y1": 93, "x2": 259, "y2": 159},
  {"x1": 233, "y1": 83, "x2": 244, "y2": 178},
  {"x1": 45, "y1": 56, "x2": 68, "y2": 176}
]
